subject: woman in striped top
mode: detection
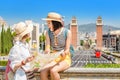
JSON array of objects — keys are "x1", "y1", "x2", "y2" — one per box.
[{"x1": 40, "y1": 12, "x2": 72, "y2": 80}]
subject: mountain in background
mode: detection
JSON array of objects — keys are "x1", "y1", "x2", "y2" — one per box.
[{"x1": 65, "y1": 23, "x2": 120, "y2": 33}]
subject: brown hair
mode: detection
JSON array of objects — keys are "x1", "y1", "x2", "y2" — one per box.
[{"x1": 52, "y1": 21, "x2": 63, "y2": 31}]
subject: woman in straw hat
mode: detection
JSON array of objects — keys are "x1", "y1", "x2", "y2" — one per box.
[
  {"x1": 5, "y1": 22, "x2": 36, "y2": 80},
  {"x1": 40, "y1": 12, "x2": 72, "y2": 80}
]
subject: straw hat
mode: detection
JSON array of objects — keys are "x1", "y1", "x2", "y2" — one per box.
[
  {"x1": 42, "y1": 12, "x2": 63, "y2": 23},
  {"x1": 14, "y1": 22, "x2": 33, "y2": 40}
]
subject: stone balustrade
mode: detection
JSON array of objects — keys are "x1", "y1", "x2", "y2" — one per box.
[{"x1": 1, "y1": 66, "x2": 120, "y2": 80}]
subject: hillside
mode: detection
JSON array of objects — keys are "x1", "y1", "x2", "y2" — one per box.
[{"x1": 65, "y1": 23, "x2": 120, "y2": 33}]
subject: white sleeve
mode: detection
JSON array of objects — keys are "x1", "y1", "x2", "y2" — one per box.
[{"x1": 9, "y1": 47, "x2": 22, "y2": 70}]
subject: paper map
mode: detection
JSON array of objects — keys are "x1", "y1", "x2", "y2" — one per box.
[{"x1": 30, "y1": 50, "x2": 64, "y2": 71}]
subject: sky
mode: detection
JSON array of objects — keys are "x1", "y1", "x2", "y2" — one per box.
[{"x1": 0, "y1": 0, "x2": 120, "y2": 27}]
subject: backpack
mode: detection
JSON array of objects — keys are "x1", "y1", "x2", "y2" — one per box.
[
  {"x1": 48, "y1": 28, "x2": 75, "y2": 57},
  {"x1": 64, "y1": 28, "x2": 75, "y2": 57}
]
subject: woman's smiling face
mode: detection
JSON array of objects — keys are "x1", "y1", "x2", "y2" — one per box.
[{"x1": 47, "y1": 20, "x2": 53, "y2": 31}]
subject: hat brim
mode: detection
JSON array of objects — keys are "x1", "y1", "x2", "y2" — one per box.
[
  {"x1": 42, "y1": 18, "x2": 62, "y2": 23},
  {"x1": 18, "y1": 24, "x2": 33, "y2": 40}
]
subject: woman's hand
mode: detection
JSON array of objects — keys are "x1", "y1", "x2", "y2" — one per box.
[
  {"x1": 45, "y1": 51, "x2": 50, "y2": 54},
  {"x1": 25, "y1": 55, "x2": 35, "y2": 63},
  {"x1": 45, "y1": 45, "x2": 50, "y2": 54},
  {"x1": 61, "y1": 52, "x2": 66, "y2": 58},
  {"x1": 33, "y1": 68, "x2": 39, "y2": 71},
  {"x1": 22, "y1": 55, "x2": 35, "y2": 65}
]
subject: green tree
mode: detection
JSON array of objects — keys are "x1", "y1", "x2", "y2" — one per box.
[
  {"x1": 0, "y1": 26, "x2": 13, "y2": 55},
  {"x1": 0, "y1": 33, "x2": 1, "y2": 55},
  {"x1": 4, "y1": 29, "x2": 7, "y2": 54},
  {"x1": 1, "y1": 25, "x2": 5, "y2": 54},
  {"x1": 39, "y1": 33, "x2": 46, "y2": 42},
  {"x1": 89, "y1": 39, "x2": 92, "y2": 45},
  {"x1": 39, "y1": 33, "x2": 46, "y2": 50},
  {"x1": 5, "y1": 27, "x2": 13, "y2": 54},
  {"x1": 80, "y1": 40, "x2": 84, "y2": 46}
]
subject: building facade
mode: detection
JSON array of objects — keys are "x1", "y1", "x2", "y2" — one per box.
[
  {"x1": 25, "y1": 20, "x2": 40, "y2": 53},
  {"x1": 103, "y1": 34, "x2": 118, "y2": 51},
  {"x1": 103, "y1": 30, "x2": 120, "y2": 52}
]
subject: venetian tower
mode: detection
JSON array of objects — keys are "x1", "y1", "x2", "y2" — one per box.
[
  {"x1": 70, "y1": 16, "x2": 78, "y2": 49},
  {"x1": 96, "y1": 16, "x2": 103, "y2": 50}
]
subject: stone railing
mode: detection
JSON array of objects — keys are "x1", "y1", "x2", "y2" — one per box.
[{"x1": 1, "y1": 66, "x2": 120, "y2": 80}]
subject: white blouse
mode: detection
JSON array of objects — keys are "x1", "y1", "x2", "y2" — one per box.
[{"x1": 8, "y1": 41, "x2": 31, "y2": 80}]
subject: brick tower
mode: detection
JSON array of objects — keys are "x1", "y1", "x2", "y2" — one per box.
[
  {"x1": 96, "y1": 16, "x2": 103, "y2": 50},
  {"x1": 70, "y1": 16, "x2": 78, "y2": 49}
]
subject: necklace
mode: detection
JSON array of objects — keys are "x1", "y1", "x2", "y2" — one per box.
[{"x1": 53, "y1": 28, "x2": 63, "y2": 46}]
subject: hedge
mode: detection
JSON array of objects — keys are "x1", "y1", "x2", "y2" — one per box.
[
  {"x1": 85, "y1": 63, "x2": 120, "y2": 68},
  {"x1": 0, "y1": 60, "x2": 8, "y2": 66}
]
